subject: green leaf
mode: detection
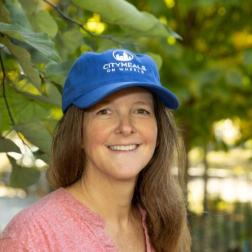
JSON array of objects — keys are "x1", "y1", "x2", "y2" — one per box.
[
  {"x1": 0, "y1": 99, "x2": 11, "y2": 133},
  {"x1": 45, "y1": 61, "x2": 72, "y2": 86},
  {"x1": 0, "y1": 36, "x2": 41, "y2": 88},
  {"x1": 73, "y1": 0, "x2": 177, "y2": 38},
  {"x1": 0, "y1": 137, "x2": 20, "y2": 153},
  {"x1": 243, "y1": 49, "x2": 252, "y2": 66},
  {"x1": 0, "y1": 2, "x2": 11, "y2": 22},
  {"x1": 0, "y1": 85, "x2": 51, "y2": 132},
  {"x1": 197, "y1": 68, "x2": 221, "y2": 84},
  {"x1": 18, "y1": 83, "x2": 62, "y2": 107},
  {"x1": 61, "y1": 28, "x2": 83, "y2": 56},
  {"x1": 0, "y1": 22, "x2": 60, "y2": 62},
  {"x1": 14, "y1": 101, "x2": 50, "y2": 124},
  {"x1": 225, "y1": 68, "x2": 243, "y2": 87},
  {"x1": 18, "y1": 0, "x2": 58, "y2": 39},
  {"x1": 0, "y1": 112, "x2": 2, "y2": 129},
  {"x1": 44, "y1": 83, "x2": 62, "y2": 106},
  {"x1": 8, "y1": 155, "x2": 40, "y2": 189},
  {"x1": 14, "y1": 121, "x2": 52, "y2": 154},
  {"x1": 34, "y1": 10, "x2": 58, "y2": 38},
  {"x1": 4, "y1": 0, "x2": 32, "y2": 29},
  {"x1": 19, "y1": 0, "x2": 39, "y2": 17}
]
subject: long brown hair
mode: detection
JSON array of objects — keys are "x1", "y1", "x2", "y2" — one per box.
[
  {"x1": 134, "y1": 100, "x2": 191, "y2": 251},
  {"x1": 47, "y1": 99, "x2": 191, "y2": 252}
]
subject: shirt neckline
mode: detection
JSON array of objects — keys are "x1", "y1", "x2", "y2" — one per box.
[{"x1": 56, "y1": 187, "x2": 151, "y2": 251}]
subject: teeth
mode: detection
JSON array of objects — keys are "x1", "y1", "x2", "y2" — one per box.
[{"x1": 108, "y1": 144, "x2": 138, "y2": 151}]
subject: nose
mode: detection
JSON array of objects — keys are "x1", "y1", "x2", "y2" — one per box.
[{"x1": 115, "y1": 113, "x2": 136, "y2": 135}]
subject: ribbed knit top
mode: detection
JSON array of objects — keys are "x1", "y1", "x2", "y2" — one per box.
[{"x1": 0, "y1": 188, "x2": 155, "y2": 252}]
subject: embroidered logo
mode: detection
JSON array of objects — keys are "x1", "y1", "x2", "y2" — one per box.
[
  {"x1": 102, "y1": 50, "x2": 146, "y2": 74},
  {"x1": 112, "y1": 50, "x2": 134, "y2": 62}
]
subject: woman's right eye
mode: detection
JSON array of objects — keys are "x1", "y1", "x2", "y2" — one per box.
[{"x1": 96, "y1": 108, "x2": 111, "y2": 115}]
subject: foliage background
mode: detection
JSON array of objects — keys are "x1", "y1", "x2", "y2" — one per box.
[{"x1": 1, "y1": 0, "x2": 252, "y2": 251}]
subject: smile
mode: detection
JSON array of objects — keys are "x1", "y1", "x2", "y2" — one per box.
[{"x1": 107, "y1": 144, "x2": 139, "y2": 151}]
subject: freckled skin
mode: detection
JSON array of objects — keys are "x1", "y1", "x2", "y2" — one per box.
[{"x1": 82, "y1": 87, "x2": 158, "y2": 183}]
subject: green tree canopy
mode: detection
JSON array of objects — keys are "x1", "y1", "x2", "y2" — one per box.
[
  {"x1": 1, "y1": 0, "x2": 252, "y2": 189},
  {"x1": 0, "y1": 0, "x2": 179, "y2": 188}
]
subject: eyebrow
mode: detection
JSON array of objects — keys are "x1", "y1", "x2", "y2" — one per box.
[{"x1": 136, "y1": 99, "x2": 153, "y2": 103}]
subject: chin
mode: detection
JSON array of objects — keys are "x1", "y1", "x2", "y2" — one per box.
[
  {"x1": 112, "y1": 174, "x2": 139, "y2": 182},
  {"x1": 109, "y1": 166, "x2": 144, "y2": 181}
]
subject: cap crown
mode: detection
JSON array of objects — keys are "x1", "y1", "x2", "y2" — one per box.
[
  {"x1": 63, "y1": 49, "x2": 162, "y2": 111},
  {"x1": 62, "y1": 49, "x2": 179, "y2": 112}
]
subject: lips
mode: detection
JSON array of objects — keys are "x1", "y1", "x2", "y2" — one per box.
[{"x1": 107, "y1": 144, "x2": 140, "y2": 151}]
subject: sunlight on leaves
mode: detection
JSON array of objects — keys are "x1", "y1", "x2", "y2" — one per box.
[
  {"x1": 167, "y1": 36, "x2": 176, "y2": 45},
  {"x1": 214, "y1": 119, "x2": 241, "y2": 145},
  {"x1": 164, "y1": 0, "x2": 175, "y2": 9},
  {"x1": 85, "y1": 14, "x2": 106, "y2": 34},
  {"x1": 232, "y1": 31, "x2": 252, "y2": 49}
]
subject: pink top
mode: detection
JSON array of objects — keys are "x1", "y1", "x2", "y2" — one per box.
[{"x1": 0, "y1": 188, "x2": 155, "y2": 252}]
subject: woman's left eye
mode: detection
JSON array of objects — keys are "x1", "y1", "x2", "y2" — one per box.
[
  {"x1": 136, "y1": 108, "x2": 151, "y2": 115},
  {"x1": 97, "y1": 108, "x2": 111, "y2": 115}
]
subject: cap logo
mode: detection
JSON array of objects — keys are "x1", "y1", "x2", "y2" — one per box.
[
  {"x1": 113, "y1": 50, "x2": 134, "y2": 62},
  {"x1": 103, "y1": 49, "x2": 146, "y2": 74}
]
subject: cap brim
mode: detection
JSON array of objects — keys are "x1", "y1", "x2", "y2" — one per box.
[{"x1": 69, "y1": 81, "x2": 179, "y2": 112}]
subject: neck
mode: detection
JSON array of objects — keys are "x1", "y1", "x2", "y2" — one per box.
[{"x1": 67, "y1": 172, "x2": 139, "y2": 227}]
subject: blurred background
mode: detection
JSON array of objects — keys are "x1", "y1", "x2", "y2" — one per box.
[{"x1": 0, "y1": 0, "x2": 252, "y2": 251}]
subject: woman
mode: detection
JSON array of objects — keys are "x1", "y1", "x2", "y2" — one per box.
[{"x1": 0, "y1": 49, "x2": 191, "y2": 251}]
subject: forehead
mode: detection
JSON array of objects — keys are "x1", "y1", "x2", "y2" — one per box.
[{"x1": 97, "y1": 87, "x2": 154, "y2": 104}]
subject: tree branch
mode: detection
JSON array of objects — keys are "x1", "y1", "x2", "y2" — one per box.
[
  {"x1": 0, "y1": 49, "x2": 32, "y2": 149},
  {"x1": 42, "y1": 0, "x2": 124, "y2": 46},
  {"x1": 0, "y1": 49, "x2": 15, "y2": 126}
]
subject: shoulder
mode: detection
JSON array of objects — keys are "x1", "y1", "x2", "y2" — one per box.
[
  {"x1": 0, "y1": 188, "x2": 121, "y2": 251},
  {"x1": 0, "y1": 189, "x2": 65, "y2": 247}
]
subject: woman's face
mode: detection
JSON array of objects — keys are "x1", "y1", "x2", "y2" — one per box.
[{"x1": 82, "y1": 87, "x2": 158, "y2": 182}]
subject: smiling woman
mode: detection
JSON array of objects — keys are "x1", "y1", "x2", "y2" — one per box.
[
  {"x1": 81, "y1": 88, "x2": 158, "y2": 182},
  {"x1": 0, "y1": 49, "x2": 191, "y2": 252}
]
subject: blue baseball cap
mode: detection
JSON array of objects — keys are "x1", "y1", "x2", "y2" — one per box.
[{"x1": 62, "y1": 49, "x2": 179, "y2": 112}]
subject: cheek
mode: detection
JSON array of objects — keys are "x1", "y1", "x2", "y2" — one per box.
[
  {"x1": 83, "y1": 123, "x2": 109, "y2": 150},
  {"x1": 141, "y1": 121, "x2": 158, "y2": 145}
]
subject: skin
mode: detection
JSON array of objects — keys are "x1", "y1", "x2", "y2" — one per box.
[{"x1": 67, "y1": 87, "x2": 158, "y2": 251}]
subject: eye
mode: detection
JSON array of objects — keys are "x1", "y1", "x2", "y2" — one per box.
[
  {"x1": 135, "y1": 108, "x2": 151, "y2": 115},
  {"x1": 96, "y1": 108, "x2": 112, "y2": 115}
]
